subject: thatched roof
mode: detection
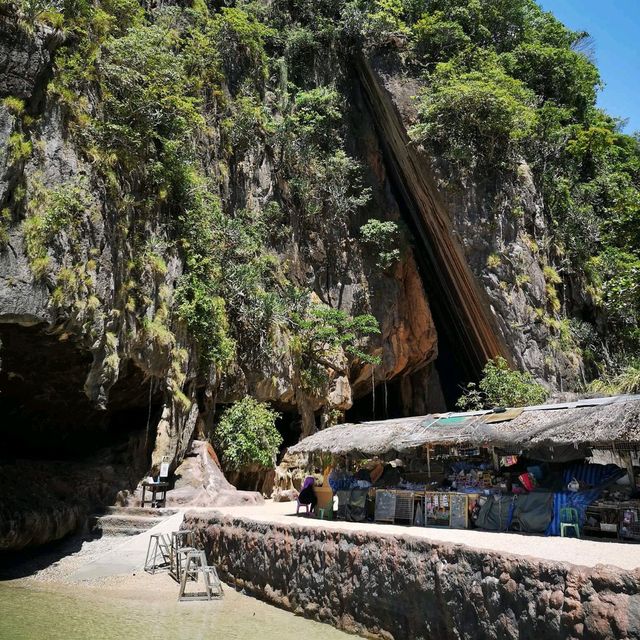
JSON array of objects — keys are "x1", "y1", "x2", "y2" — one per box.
[{"x1": 288, "y1": 395, "x2": 640, "y2": 459}]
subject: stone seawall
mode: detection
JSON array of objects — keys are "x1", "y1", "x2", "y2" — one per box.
[{"x1": 184, "y1": 512, "x2": 640, "y2": 640}]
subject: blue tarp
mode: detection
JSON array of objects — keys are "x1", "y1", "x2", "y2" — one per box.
[
  {"x1": 546, "y1": 464, "x2": 625, "y2": 536},
  {"x1": 562, "y1": 463, "x2": 624, "y2": 486},
  {"x1": 546, "y1": 489, "x2": 603, "y2": 536}
]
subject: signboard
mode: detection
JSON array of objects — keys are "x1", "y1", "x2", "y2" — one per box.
[
  {"x1": 425, "y1": 492, "x2": 450, "y2": 527},
  {"x1": 374, "y1": 490, "x2": 397, "y2": 523},
  {"x1": 449, "y1": 494, "x2": 468, "y2": 529}
]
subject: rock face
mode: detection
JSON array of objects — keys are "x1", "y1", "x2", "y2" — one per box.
[
  {"x1": 0, "y1": 16, "x2": 440, "y2": 451},
  {"x1": 0, "y1": 3, "x2": 591, "y2": 548},
  {"x1": 167, "y1": 440, "x2": 263, "y2": 507},
  {"x1": 356, "y1": 57, "x2": 509, "y2": 382},
  {"x1": 0, "y1": 14, "x2": 442, "y2": 547},
  {"x1": 362, "y1": 52, "x2": 584, "y2": 389},
  {"x1": 0, "y1": 431, "x2": 148, "y2": 550},
  {"x1": 185, "y1": 512, "x2": 640, "y2": 640}
]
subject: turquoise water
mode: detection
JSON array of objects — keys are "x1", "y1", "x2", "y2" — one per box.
[{"x1": 0, "y1": 582, "x2": 351, "y2": 640}]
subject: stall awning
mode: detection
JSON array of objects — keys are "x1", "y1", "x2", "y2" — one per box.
[{"x1": 287, "y1": 395, "x2": 640, "y2": 458}]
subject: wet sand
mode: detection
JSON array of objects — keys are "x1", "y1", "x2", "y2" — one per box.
[{"x1": 0, "y1": 530, "x2": 353, "y2": 640}]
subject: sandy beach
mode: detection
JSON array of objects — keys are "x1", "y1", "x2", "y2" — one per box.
[{"x1": 0, "y1": 520, "x2": 351, "y2": 640}]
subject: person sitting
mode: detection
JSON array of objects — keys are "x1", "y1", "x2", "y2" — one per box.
[{"x1": 297, "y1": 476, "x2": 317, "y2": 514}]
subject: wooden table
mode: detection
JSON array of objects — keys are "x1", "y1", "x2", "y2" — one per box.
[{"x1": 141, "y1": 481, "x2": 169, "y2": 508}]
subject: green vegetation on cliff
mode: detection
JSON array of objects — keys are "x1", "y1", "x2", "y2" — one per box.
[
  {"x1": 8, "y1": 0, "x2": 381, "y2": 392},
  {"x1": 386, "y1": 0, "x2": 639, "y2": 382},
  {"x1": 457, "y1": 356, "x2": 548, "y2": 410},
  {"x1": 4, "y1": 0, "x2": 638, "y2": 413}
]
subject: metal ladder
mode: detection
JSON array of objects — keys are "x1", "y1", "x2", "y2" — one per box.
[{"x1": 178, "y1": 549, "x2": 224, "y2": 601}]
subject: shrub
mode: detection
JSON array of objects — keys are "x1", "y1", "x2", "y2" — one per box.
[
  {"x1": 501, "y1": 43, "x2": 599, "y2": 119},
  {"x1": 288, "y1": 87, "x2": 342, "y2": 151},
  {"x1": 543, "y1": 265, "x2": 562, "y2": 313},
  {"x1": 175, "y1": 273, "x2": 235, "y2": 368},
  {"x1": 8, "y1": 133, "x2": 32, "y2": 163},
  {"x1": 0, "y1": 208, "x2": 11, "y2": 246},
  {"x1": 363, "y1": 0, "x2": 408, "y2": 39},
  {"x1": 295, "y1": 304, "x2": 381, "y2": 367},
  {"x1": 2, "y1": 96, "x2": 25, "y2": 115},
  {"x1": 457, "y1": 356, "x2": 548, "y2": 410},
  {"x1": 211, "y1": 7, "x2": 275, "y2": 78},
  {"x1": 486, "y1": 253, "x2": 501, "y2": 269},
  {"x1": 215, "y1": 397, "x2": 282, "y2": 470},
  {"x1": 589, "y1": 362, "x2": 640, "y2": 395},
  {"x1": 360, "y1": 219, "x2": 401, "y2": 270},
  {"x1": 23, "y1": 178, "x2": 95, "y2": 278}
]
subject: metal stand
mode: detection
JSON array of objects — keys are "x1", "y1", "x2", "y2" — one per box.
[
  {"x1": 144, "y1": 533, "x2": 171, "y2": 574},
  {"x1": 169, "y1": 530, "x2": 196, "y2": 582},
  {"x1": 178, "y1": 550, "x2": 223, "y2": 601}
]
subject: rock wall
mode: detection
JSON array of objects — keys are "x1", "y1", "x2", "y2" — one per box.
[
  {"x1": 363, "y1": 50, "x2": 585, "y2": 389},
  {"x1": 0, "y1": 431, "x2": 148, "y2": 550},
  {"x1": 185, "y1": 512, "x2": 640, "y2": 640},
  {"x1": 167, "y1": 440, "x2": 263, "y2": 507},
  {"x1": 0, "y1": 13, "x2": 441, "y2": 548},
  {"x1": 356, "y1": 56, "x2": 509, "y2": 381},
  {"x1": 0, "y1": 15, "x2": 441, "y2": 455}
]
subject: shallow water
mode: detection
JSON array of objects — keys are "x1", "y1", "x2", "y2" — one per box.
[{"x1": 0, "y1": 582, "x2": 351, "y2": 640}]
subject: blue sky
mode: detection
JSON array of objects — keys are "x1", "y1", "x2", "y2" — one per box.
[{"x1": 540, "y1": 0, "x2": 639, "y2": 133}]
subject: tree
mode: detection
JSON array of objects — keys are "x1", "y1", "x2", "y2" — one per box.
[
  {"x1": 589, "y1": 362, "x2": 640, "y2": 395},
  {"x1": 214, "y1": 397, "x2": 282, "y2": 470},
  {"x1": 412, "y1": 11, "x2": 471, "y2": 64},
  {"x1": 295, "y1": 304, "x2": 381, "y2": 370},
  {"x1": 410, "y1": 58, "x2": 537, "y2": 173}
]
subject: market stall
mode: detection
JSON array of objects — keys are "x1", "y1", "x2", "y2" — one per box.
[{"x1": 287, "y1": 395, "x2": 640, "y2": 540}]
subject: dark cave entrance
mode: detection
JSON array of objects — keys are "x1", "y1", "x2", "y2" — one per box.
[
  {"x1": 0, "y1": 321, "x2": 167, "y2": 549},
  {"x1": 274, "y1": 408, "x2": 303, "y2": 462},
  {"x1": 0, "y1": 322, "x2": 163, "y2": 462},
  {"x1": 432, "y1": 331, "x2": 470, "y2": 409},
  {"x1": 345, "y1": 360, "x2": 451, "y2": 423}
]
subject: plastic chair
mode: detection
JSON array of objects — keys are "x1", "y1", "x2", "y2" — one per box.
[
  {"x1": 296, "y1": 477, "x2": 314, "y2": 515},
  {"x1": 296, "y1": 502, "x2": 311, "y2": 515},
  {"x1": 560, "y1": 507, "x2": 580, "y2": 538}
]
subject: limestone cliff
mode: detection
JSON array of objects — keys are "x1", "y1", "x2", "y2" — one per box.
[
  {"x1": 360, "y1": 50, "x2": 585, "y2": 390},
  {"x1": 0, "y1": 8, "x2": 442, "y2": 546},
  {"x1": 0, "y1": 16, "x2": 437, "y2": 460},
  {"x1": 0, "y1": 0, "x2": 607, "y2": 548}
]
